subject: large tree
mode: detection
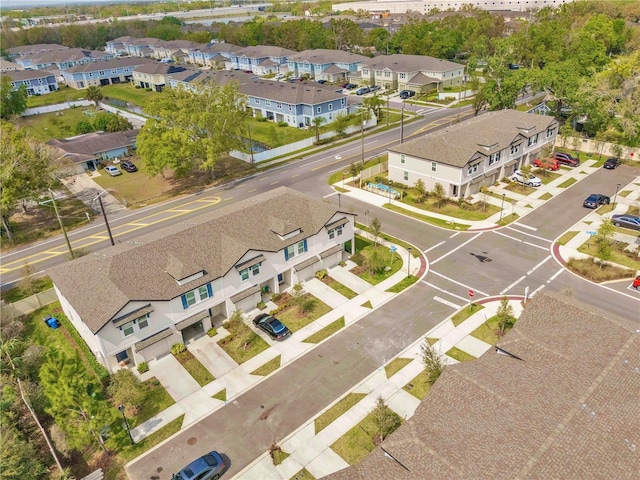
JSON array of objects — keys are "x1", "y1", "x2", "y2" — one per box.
[
  {"x1": 1, "y1": 75, "x2": 28, "y2": 120},
  {"x1": 85, "y1": 85, "x2": 104, "y2": 107},
  {"x1": 0, "y1": 122, "x2": 55, "y2": 241},
  {"x1": 137, "y1": 83, "x2": 247, "y2": 178}
]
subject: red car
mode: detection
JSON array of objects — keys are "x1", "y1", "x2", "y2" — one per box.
[
  {"x1": 532, "y1": 158, "x2": 560, "y2": 171},
  {"x1": 633, "y1": 275, "x2": 640, "y2": 291}
]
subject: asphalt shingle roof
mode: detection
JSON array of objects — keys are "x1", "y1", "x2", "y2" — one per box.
[
  {"x1": 25, "y1": 48, "x2": 106, "y2": 65},
  {"x1": 239, "y1": 80, "x2": 351, "y2": 105},
  {"x1": 48, "y1": 187, "x2": 352, "y2": 334},
  {"x1": 324, "y1": 292, "x2": 640, "y2": 480},
  {"x1": 5, "y1": 69, "x2": 55, "y2": 81},
  {"x1": 360, "y1": 54, "x2": 462, "y2": 73},
  {"x1": 47, "y1": 130, "x2": 139, "y2": 157},
  {"x1": 63, "y1": 57, "x2": 155, "y2": 73},
  {"x1": 236, "y1": 45, "x2": 296, "y2": 59},
  {"x1": 389, "y1": 110, "x2": 556, "y2": 167},
  {"x1": 287, "y1": 49, "x2": 369, "y2": 65}
]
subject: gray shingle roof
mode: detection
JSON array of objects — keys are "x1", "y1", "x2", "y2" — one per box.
[
  {"x1": 25, "y1": 48, "x2": 105, "y2": 65},
  {"x1": 5, "y1": 69, "x2": 55, "y2": 81},
  {"x1": 48, "y1": 187, "x2": 353, "y2": 334},
  {"x1": 324, "y1": 292, "x2": 640, "y2": 480},
  {"x1": 47, "y1": 130, "x2": 139, "y2": 157},
  {"x1": 236, "y1": 45, "x2": 296, "y2": 59},
  {"x1": 168, "y1": 69, "x2": 253, "y2": 86},
  {"x1": 287, "y1": 49, "x2": 369, "y2": 65},
  {"x1": 389, "y1": 110, "x2": 557, "y2": 167},
  {"x1": 133, "y1": 62, "x2": 193, "y2": 76},
  {"x1": 361, "y1": 54, "x2": 462, "y2": 73},
  {"x1": 239, "y1": 80, "x2": 349, "y2": 105},
  {"x1": 64, "y1": 57, "x2": 155, "y2": 73},
  {"x1": 6, "y1": 43, "x2": 69, "y2": 55}
]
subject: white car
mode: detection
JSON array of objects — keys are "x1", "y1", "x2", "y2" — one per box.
[
  {"x1": 104, "y1": 165, "x2": 122, "y2": 177},
  {"x1": 511, "y1": 170, "x2": 541, "y2": 187}
]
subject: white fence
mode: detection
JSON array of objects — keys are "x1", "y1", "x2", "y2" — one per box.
[{"x1": 0, "y1": 289, "x2": 58, "y2": 320}]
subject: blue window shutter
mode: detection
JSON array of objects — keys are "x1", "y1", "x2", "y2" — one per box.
[
  {"x1": 181, "y1": 294, "x2": 188, "y2": 309},
  {"x1": 303, "y1": 239, "x2": 308, "y2": 252},
  {"x1": 284, "y1": 248, "x2": 289, "y2": 261},
  {"x1": 207, "y1": 283, "x2": 213, "y2": 297}
]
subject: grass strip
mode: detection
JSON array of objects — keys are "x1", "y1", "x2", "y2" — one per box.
[
  {"x1": 212, "y1": 389, "x2": 227, "y2": 401},
  {"x1": 556, "y1": 231, "x2": 579, "y2": 246},
  {"x1": 386, "y1": 275, "x2": 419, "y2": 292},
  {"x1": 403, "y1": 370, "x2": 433, "y2": 400},
  {"x1": 450, "y1": 304, "x2": 483, "y2": 327},
  {"x1": 496, "y1": 213, "x2": 520, "y2": 226},
  {"x1": 133, "y1": 378, "x2": 176, "y2": 426},
  {"x1": 251, "y1": 355, "x2": 281, "y2": 376},
  {"x1": 118, "y1": 415, "x2": 184, "y2": 462},
  {"x1": 385, "y1": 358, "x2": 412, "y2": 378},
  {"x1": 558, "y1": 177, "x2": 577, "y2": 188},
  {"x1": 217, "y1": 321, "x2": 270, "y2": 364},
  {"x1": 383, "y1": 203, "x2": 470, "y2": 230},
  {"x1": 566, "y1": 257, "x2": 634, "y2": 282},
  {"x1": 289, "y1": 468, "x2": 316, "y2": 480},
  {"x1": 578, "y1": 241, "x2": 640, "y2": 271},
  {"x1": 323, "y1": 276, "x2": 357, "y2": 299},
  {"x1": 315, "y1": 393, "x2": 367, "y2": 434},
  {"x1": 470, "y1": 315, "x2": 516, "y2": 345},
  {"x1": 303, "y1": 316, "x2": 345, "y2": 344},
  {"x1": 445, "y1": 347, "x2": 476, "y2": 362},
  {"x1": 173, "y1": 350, "x2": 215, "y2": 387},
  {"x1": 355, "y1": 224, "x2": 423, "y2": 255},
  {"x1": 275, "y1": 294, "x2": 332, "y2": 332},
  {"x1": 539, "y1": 192, "x2": 553, "y2": 200}
]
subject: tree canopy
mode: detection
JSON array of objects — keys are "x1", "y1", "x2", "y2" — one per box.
[{"x1": 1, "y1": 76, "x2": 28, "y2": 120}]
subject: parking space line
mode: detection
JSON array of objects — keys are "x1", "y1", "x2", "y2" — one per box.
[
  {"x1": 429, "y1": 270, "x2": 489, "y2": 297},
  {"x1": 500, "y1": 275, "x2": 527, "y2": 295},
  {"x1": 492, "y1": 230, "x2": 522, "y2": 243}
]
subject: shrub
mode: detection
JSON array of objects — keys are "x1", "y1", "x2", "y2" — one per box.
[
  {"x1": 350, "y1": 252, "x2": 365, "y2": 266},
  {"x1": 207, "y1": 328, "x2": 217, "y2": 337},
  {"x1": 257, "y1": 117, "x2": 268, "y2": 122},
  {"x1": 277, "y1": 121, "x2": 288, "y2": 127},
  {"x1": 315, "y1": 269, "x2": 328, "y2": 280},
  {"x1": 137, "y1": 362, "x2": 149, "y2": 373},
  {"x1": 171, "y1": 343, "x2": 186, "y2": 355},
  {"x1": 271, "y1": 293, "x2": 282, "y2": 303},
  {"x1": 257, "y1": 301, "x2": 266, "y2": 310}
]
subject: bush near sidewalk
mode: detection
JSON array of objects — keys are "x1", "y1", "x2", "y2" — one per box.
[{"x1": 566, "y1": 257, "x2": 634, "y2": 282}]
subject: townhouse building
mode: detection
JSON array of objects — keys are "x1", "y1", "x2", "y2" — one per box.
[
  {"x1": 286, "y1": 49, "x2": 369, "y2": 83},
  {"x1": 228, "y1": 45, "x2": 296, "y2": 75},
  {"x1": 187, "y1": 42, "x2": 242, "y2": 68},
  {"x1": 5, "y1": 69, "x2": 58, "y2": 96},
  {"x1": 151, "y1": 39, "x2": 202, "y2": 63},
  {"x1": 104, "y1": 36, "x2": 137, "y2": 56},
  {"x1": 388, "y1": 110, "x2": 558, "y2": 198},
  {"x1": 14, "y1": 48, "x2": 113, "y2": 71},
  {"x1": 61, "y1": 57, "x2": 156, "y2": 89},
  {"x1": 0, "y1": 59, "x2": 24, "y2": 72},
  {"x1": 6, "y1": 43, "x2": 69, "y2": 59},
  {"x1": 132, "y1": 62, "x2": 194, "y2": 92},
  {"x1": 48, "y1": 188, "x2": 356, "y2": 373}
]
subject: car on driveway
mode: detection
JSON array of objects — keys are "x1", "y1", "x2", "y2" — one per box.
[
  {"x1": 355, "y1": 87, "x2": 370, "y2": 95},
  {"x1": 603, "y1": 157, "x2": 622, "y2": 169},
  {"x1": 611, "y1": 214, "x2": 640, "y2": 231},
  {"x1": 172, "y1": 450, "x2": 225, "y2": 480},
  {"x1": 369, "y1": 85, "x2": 380, "y2": 92},
  {"x1": 583, "y1": 194, "x2": 610, "y2": 209},
  {"x1": 121, "y1": 161, "x2": 137, "y2": 172},
  {"x1": 253, "y1": 313, "x2": 291, "y2": 340},
  {"x1": 399, "y1": 89, "x2": 415, "y2": 99},
  {"x1": 104, "y1": 166, "x2": 121, "y2": 176},
  {"x1": 532, "y1": 157, "x2": 560, "y2": 170},
  {"x1": 553, "y1": 152, "x2": 580, "y2": 167},
  {"x1": 511, "y1": 170, "x2": 541, "y2": 187}
]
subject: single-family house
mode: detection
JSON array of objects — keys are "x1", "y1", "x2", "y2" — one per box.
[
  {"x1": 132, "y1": 62, "x2": 194, "y2": 92},
  {"x1": 228, "y1": 45, "x2": 296, "y2": 75},
  {"x1": 5, "y1": 69, "x2": 59, "y2": 96},
  {"x1": 47, "y1": 187, "x2": 356, "y2": 373},
  {"x1": 325, "y1": 292, "x2": 640, "y2": 480},
  {"x1": 286, "y1": 49, "x2": 369, "y2": 83},
  {"x1": 243, "y1": 80, "x2": 359, "y2": 127},
  {"x1": 5, "y1": 43, "x2": 69, "y2": 59},
  {"x1": 61, "y1": 57, "x2": 156, "y2": 89},
  {"x1": 47, "y1": 129, "x2": 139, "y2": 174},
  {"x1": 15, "y1": 48, "x2": 113, "y2": 71},
  {"x1": 388, "y1": 110, "x2": 558, "y2": 198},
  {"x1": 187, "y1": 42, "x2": 242, "y2": 68},
  {"x1": 0, "y1": 59, "x2": 24, "y2": 72},
  {"x1": 354, "y1": 54, "x2": 464, "y2": 92}
]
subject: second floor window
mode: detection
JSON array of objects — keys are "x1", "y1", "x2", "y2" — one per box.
[
  {"x1": 181, "y1": 283, "x2": 213, "y2": 309},
  {"x1": 400, "y1": 154, "x2": 405, "y2": 164},
  {"x1": 431, "y1": 162, "x2": 437, "y2": 172},
  {"x1": 468, "y1": 164, "x2": 479, "y2": 175},
  {"x1": 328, "y1": 225, "x2": 343, "y2": 239},
  {"x1": 528, "y1": 134, "x2": 539, "y2": 146},
  {"x1": 510, "y1": 144, "x2": 520, "y2": 155},
  {"x1": 546, "y1": 127, "x2": 555, "y2": 138},
  {"x1": 489, "y1": 152, "x2": 501, "y2": 165},
  {"x1": 284, "y1": 240, "x2": 307, "y2": 260},
  {"x1": 240, "y1": 264, "x2": 260, "y2": 281}
]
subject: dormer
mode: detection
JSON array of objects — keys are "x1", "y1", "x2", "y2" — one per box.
[{"x1": 165, "y1": 254, "x2": 204, "y2": 286}]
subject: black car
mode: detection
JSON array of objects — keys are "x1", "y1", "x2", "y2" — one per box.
[
  {"x1": 603, "y1": 157, "x2": 621, "y2": 169},
  {"x1": 317, "y1": 79, "x2": 326, "y2": 84},
  {"x1": 121, "y1": 161, "x2": 137, "y2": 172},
  {"x1": 583, "y1": 194, "x2": 610, "y2": 209},
  {"x1": 399, "y1": 89, "x2": 415, "y2": 99},
  {"x1": 553, "y1": 152, "x2": 580, "y2": 167},
  {"x1": 253, "y1": 313, "x2": 291, "y2": 340},
  {"x1": 611, "y1": 214, "x2": 640, "y2": 231}
]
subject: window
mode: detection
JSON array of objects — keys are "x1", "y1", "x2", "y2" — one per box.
[
  {"x1": 489, "y1": 152, "x2": 501, "y2": 165},
  {"x1": 316, "y1": 106, "x2": 321, "y2": 113},
  {"x1": 137, "y1": 316, "x2": 149, "y2": 329},
  {"x1": 510, "y1": 144, "x2": 520, "y2": 155},
  {"x1": 288, "y1": 104, "x2": 293, "y2": 111},
  {"x1": 328, "y1": 104, "x2": 333, "y2": 110},
  {"x1": 265, "y1": 100, "x2": 271, "y2": 106},
  {"x1": 400, "y1": 73, "x2": 405, "y2": 79},
  {"x1": 431, "y1": 162, "x2": 437, "y2": 172},
  {"x1": 546, "y1": 127, "x2": 555, "y2": 138},
  {"x1": 404, "y1": 171, "x2": 409, "y2": 181},
  {"x1": 181, "y1": 283, "x2": 213, "y2": 309},
  {"x1": 385, "y1": 71, "x2": 390, "y2": 77},
  {"x1": 528, "y1": 134, "x2": 539, "y2": 146},
  {"x1": 468, "y1": 164, "x2": 479, "y2": 175},
  {"x1": 198, "y1": 285, "x2": 210, "y2": 300},
  {"x1": 240, "y1": 264, "x2": 261, "y2": 281},
  {"x1": 99, "y1": 70, "x2": 105, "y2": 76},
  {"x1": 284, "y1": 239, "x2": 307, "y2": 260},
  {"x1": 400, "y1": 154, "x2": 405, "y2": 164},
  {"x1": 276, "y1": 102, "x2": 282, "y2": 109},
  {"x1": 328, "y1": 225, "x2": 343, "y2": 239},
  {"x1": 184, "y1": 291, "x2": 196, "y2": 307},
  {"x1": 122, "y1": 322, "x2": 134, "y2": 337},
  {"x1": 341, "y1": 98, "x2": 345, "y2": 106}
]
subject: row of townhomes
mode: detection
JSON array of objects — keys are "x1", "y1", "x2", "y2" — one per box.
[
  {"x1": 389, "y1": 109, "x2": 558, "y2": 197},
  {"x1": 48, "y1": 188, "x2": 356, "y2": 373}
]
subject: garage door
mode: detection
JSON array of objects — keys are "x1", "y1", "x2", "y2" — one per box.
[
  {"x1": 235, "y1": 294, "x2": 258, "y2": 313},
  {"x1": 138, "y1": 337, "x2": 172, "y2": 362}
]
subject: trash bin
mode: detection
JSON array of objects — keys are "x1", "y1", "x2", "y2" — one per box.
[{"x1": 44, "y1": 316, "x2": 61, "y2": 329}]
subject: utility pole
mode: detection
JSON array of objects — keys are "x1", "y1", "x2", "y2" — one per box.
[
  {"x1": 400, "y1": 101, "x2": 405, "y2": 144},
  {"x1": 48, "y1": 188, "x2": 74, "y2": 259},
  {"x1": 96, "y1": 192, "x2": 115, "y2": 246}
]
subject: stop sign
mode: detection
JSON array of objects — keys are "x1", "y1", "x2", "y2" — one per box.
[{"x1": 468, "y1": 289, "x2": 475, "y2": 298}]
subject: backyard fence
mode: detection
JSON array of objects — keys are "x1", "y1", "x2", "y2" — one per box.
[{"x1": 0, "y1": 289, "x2": 58, "y2": 320}]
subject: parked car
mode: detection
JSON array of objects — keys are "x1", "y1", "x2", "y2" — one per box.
[
  {"x1": 172, "y1": 451, "x2": 225, "y2": 480},
  {"x1": 603, "y1": 157, "x2": 622, "y2": 169},
  {"x1": 104, "y1": 166, "x2": 121, "y2": 176},
  {"x1": 253, "y1": 313, "x2": 291, "y2": 340},
  {"x1": 345, "y1": 83, "x2": 358, "y2": 90},
  {"x1": 355, "y1": 87, "x2": 370, "y2": 95},
  {"x1": 340, "y1": 82, "x2": 349, "y2": 88},
  {"x1": 511, "y1": 170, "x2": 542, "y2": 187},
  {"x1": 121, "y1": 161, "x2": 137, "y2": 173},
  {"x1": 553, "y1": 152, "x2": 580, "y2": 167},
  {"x1": 633, "y1": 275, "x2": 640, "y2": 290},
  {"x1": 532, "y1": 157, "x2": 560, "y2": 171},
  {"x1": 399, "y1": 89, "x2": 415, "y2": 99},
  {"x1": 369, "y1": 85, "x2": 381, "y2": 92},
  {"x1": 317, "y1": 79, "x2": 326, "y2": 84},
  {"x1": 611, "y1": 214, "x2": 640, "y2": 231},
  {"x1": 582, "y1": 194, "x2": 610, "y2": 209}
]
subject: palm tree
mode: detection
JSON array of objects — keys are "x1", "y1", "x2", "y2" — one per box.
[
  {"x1": 312, "y1": 116, "x2": 327, "y2": 143},
  {"x1": 86, "y1": 85, "x2": 104, "y2": 107}
]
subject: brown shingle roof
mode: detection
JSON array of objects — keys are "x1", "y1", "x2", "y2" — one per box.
[
  {"x1": 389, "y1": 110, "x2": 557, "y2": 168},
  {"x1": 324, "y1": 292, "x2": 640, "y2": 480},
  {"x1": 64, "y1": 57, "x2": 155, "y2": 73},
  {"x1": 6, "y1": 43, "x2": 69, "y2": 55},
  {"x1": 236, "y1": 45, "x2": 296, "y2": 59},
  {"x1": 361, "y1": 54, "x2": 462, "y2": 73},
  {"x1": 26, "y1": 48, "x2": 106, "y2": 65},
  {"x1": 5, "y1": 69, "x2": 55, "y2": 81},
  {"x1": 48, "y1": 188, "x2": 354, "y2": 333},
  {"x1": 239, "y1": 80, "x2": 349, "y2": 105},
  {"x1": 287, "y1": 49, "x2": 369, "y2": 65},
  {"x1": 47, "y1": 130, "x2": 139, "y2": 157}
]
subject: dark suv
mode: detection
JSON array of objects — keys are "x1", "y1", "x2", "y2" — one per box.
[
  {"x1": 603, "y1": 157, "x2": 621, "y2": 169},
  {"x1": 553, "y1": 152, "x2": 580, "y2": 167},
  {"x1": 583, "y1": 194, "x2": 610, "y2": 209},
  {"x1": 121, "y1": 161, "x2": 137, "y2": 172},
  {"x1": 399, "y1": 90, "x2": 415, "y2": 99}
]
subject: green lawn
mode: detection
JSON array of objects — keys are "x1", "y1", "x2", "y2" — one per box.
[
  {"x1": 558, "y1": 177, "x2": 577, "y2": 188},
  {"x1": 385, "y1": 275, "x2": 419, "y2": 292},
  {"x1": 303, "y1": 316, "x2": 345, "y2": 343},
  {"x1": 505, "y1": 182, "x2": 537, "y2": 195},
  {"x1": 470, "y1": 314, "x2": 517, "y2": 345},
  {"x1": 250, "y1": 355, "x2": 281, "y2": 376},
  {"x1": 173, "y1": 350, "x2": 215, "y2": 387},
  {"x1": 399, "y1": 194, "x2": 499, "y2": 221},
  {"x1": 217, "y1": 320, "x2": 270, "y2": 364},
  {"x1": 556, "y1": 231, "x2": 579, "y2": 246},
  {"x1": 384, "y1": 203, "x2": 471, "y2": 230},
  {"x1": 101, "y1": 83, "x2": 155, "y2": 110},
  {"x1": 539, "y1": 192, "x2": 553, "y2": 200},
  {"x1": 450, "y1": 304, "x2": 483, "y2": 327},
  {"x1": 496, "y1": 212, "x2": 520, "y2": 226},
  {"x1": 248, "y1": 117, "x2": 316, "y2": 148},
  {"x1": 350, "y1": 244, "x2": 402, "y2": 285},
  {"x1": 275, "y1": 294, "x2": 332, "y2": 332},
  {"x1": 1, "y1": 275, "x2": 53, "y2": 302},
  {"x1": 321, "y1": 276, "x2": 357, "y2": 299},
  {"x1": 117, "y1": 415, "x2": 184, "y2": 462},
  {"x1": 384, "y1": 358, "x2": 412, "y2": 378},
  {"x1": 403, "y1": 370, "x2": 433, "y2": 400},
  {"x1": 328, "y1": 156, "x2": 387, "y2": 185},
  {"x1": 535, "y1": 171, "x2": 561, "y2": 185},
  {"x1": 445, "y1": 346, "x2": 476, "y2": 362},
  {"x1": 289, "y1": 469, "x2": 316, "y2": 480},
  {"x1": 315, "y1": 393, "x2": 367, "y2": 434},
  {"x1": 132, "y1": 378, "x2": 176, "y2": 426},
  {"x1": 212, "y1": 389, "x2": 226, "y2": 401},
  {"x1": 353, "y1": 224, "x2": 424, "y2": 256},
  {"x1": 17, "y1": 105, "x2": 102, "y2": 142},
  {"x1": 578, "y1": 240, "x2": 640, "y2": 271},
  {"x1": 26, "y1": 87, "x2": 88, "y2": 108},
  {"x1": 566, "y1": 257, "x2": 634, "y2": 282}
]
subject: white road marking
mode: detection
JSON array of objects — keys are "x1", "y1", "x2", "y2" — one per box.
[
  {"x1": 494, "y1": 230, "x2": 549, "y2": 250},
  {"x1": 507, "y1": 227, "x2": 552, "y2": 243},
  {"x1": 500, "y1": 275, "x2": 527, "y2": 295},
  {"x1": 513, "y1": 222, "x2": 537, "y2": 231},
  {"x1": 450, "y1": 232, "x2": 461, "y2": 238},
  {"x1": 433, "y1": 296, "x2": 463, "y2": 309},
  {"x1": 492, "y1": 230, "x2": 522, "y2": 243},
  {"x1": 531, "y1": 267, "x2": 565, "y2": 298},
  {"x1": 530, "y1": 284, "x2": 546, "y2": 297},
  {"x1": 431, "y1": 233, "x2": 482, "y2": 265},
  {"x1": 429, "y1": 270, "x2": 489, "y2": 297},
  {"x1": 527, "y1": 255, "x2": 552, "y2": 275},
  {"x1": 422, "y1": 281, "x2": 470, "y2": 303},
  {"x1": 424, "y1": 241, "x2": 445, "y2": 253},
  {"x1": 524, "y1": 241, "x2": 549, "y2": 251}
]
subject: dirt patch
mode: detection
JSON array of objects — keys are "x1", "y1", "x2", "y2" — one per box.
[{"x1": 271, "y1": 292, "x2": 293, "y2": 306}]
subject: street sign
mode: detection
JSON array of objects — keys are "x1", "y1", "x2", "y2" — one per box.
[
  {"x1": 586, "y1": 231, "x2": 597, "y2": 236},
  {"x1": 468, "y1": 289, "x2": 475, "y2": 298},
  {"x1": 389, "y1": 245, "x2": 398, "y2": 253}
]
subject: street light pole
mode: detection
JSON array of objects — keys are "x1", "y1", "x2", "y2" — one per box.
[
  {"x1": 361, "y1": 108, "x2": 365, "y2": 165},
  {"x1": 95, "y1": 192, "x2": 115, "y2": 246},
  {"x1": 118, "y1": 405, "x2": 134, "y2": 445},
  {"x1": 407, "y1": 247, "x2": 412, "y2": 278},
  {"x1": 400, "y1": 101, "x2": 405, "y2": 144},
  {"x1": 499, "y1": 193, "x2": 506, "y2": 222},
  {"x1": 48, "y1": 188, "x2": 74, "y2": 259},
  {"x1": 613, "y1": 183, "x2": 621, "y2": 209}
]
